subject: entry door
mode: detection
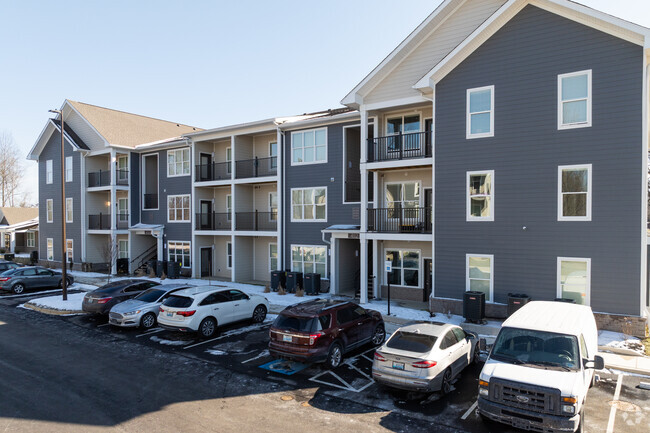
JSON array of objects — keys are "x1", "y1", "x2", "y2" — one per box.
[
  {"x1": 424, "y1": 188, "x2": 432, "y2": 231},
  {"x1": 200, "y1": 247, "x2": 212, "y2": 277},
  {"x1": 200, "y1": 200, "x2": 212, "y2": 229},
  {"x1": 200, "y1": 153, "x2": 212, "y2": 180},
  {"x1": 424, "y1": 259, "x2": 432, "y2": 302}
]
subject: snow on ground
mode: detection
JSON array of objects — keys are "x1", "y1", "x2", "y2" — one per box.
[
  {"x1": 26, "y1": 292, "x2": 86, "y2": 312},
  {"x1": 14, "y1": 253, "x2": 30, "y2": 258},
  {"x1": 598, "y1": 330, "x2": 646, "y2": 356},
  {"x1": 150, "y1": 336, "x2": 187, "y2": 346}
]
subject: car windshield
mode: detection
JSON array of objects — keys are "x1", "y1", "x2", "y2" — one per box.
[
  {"x1": 491, "y1": 327, "x2": 580, "y2": 371},
  {"x1": 134, "y1": 289, "x2": 166, "y2": 303},
  {"x1": 273, "y1": 314, "x2": 316, "y2": 333},
  {"x1": 386, "y1": 331, "x2": 437, "y2": 353},
  {"x1": 162, "y1": 295, "x2": 193, "y2": 308}
]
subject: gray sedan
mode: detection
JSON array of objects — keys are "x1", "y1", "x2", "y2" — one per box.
[
  {"x1": 0, "y1": 266, "x2": 74, "y2": 294},
  {"x1": 108, "y1": 284, "x2": 194, "y2": 329}
]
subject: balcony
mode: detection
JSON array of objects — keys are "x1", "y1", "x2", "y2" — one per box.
[
  {"x1": 195, "y1": 161, "x2": 232, "y2": 182},
  {"x1": 195, "y1": 212, "x2": 231, "y2": 231},
  {"x1": 367, "y1": 207, "x2": 432, "y2": 234},
  {"x1": 235, "y1": 157, "x2": 277, "y2": 179},
  {"x1": 235, "y1": 211, "x2": 277, "y2": 231},
  {"x1": 367, "y1": 131, "x2": 432, "y2": 163},
  {"x1": 143, "y1": 194, "x2": 158, "y2": 210},
  {"x1": 88, "y1": 214, "x2": 111, "y2": 230},
  {"x1": 87, "y1": 170, "x2": 129, "y2": 187}
]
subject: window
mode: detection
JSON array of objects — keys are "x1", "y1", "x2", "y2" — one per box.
[
  {"x1": 118, "y1": 198, "x2": 128, "y2": 224},
  {"x1": 66, "y1": 239, "x2": 73, "y2": 262},
  {"x1": 466, "y1": 254, "x2": 493, "y2": 302},
  {"x1": 167, "y1": 148, "x2": 190, "y2": 177},
  {"x1": 467, "y1": 86, "x2": 494, "y2": 139},
  {"x1": 385, "y1": 182, "x2": 420, "y2": 217},
  {"x1": 291, "y1": 245, "x2": 327, "y2": 278},
  {"x1": 46, "y1": 160, "x2": 53, "y2": 184},
  {"x1": 291, "y1": 187, "x2": 326, "y2": 221},
  {"x1": 291, "y1": 128, "x2": 327, "y2": 165},
  {"x1": 226, "y1": 147, "x2": 232, "y2": 175},
  {"x1": 65, "y1": 198, "x2": 73, "y2": 223},
  {"x1": 385, "y1": 249, "x2": 420, "y2": 287},
  {"x1": 118, "y1": 239, "x2": 128, "y2": 259},
  {"x1": 26, "y1": 232, "x2": 35, "y2": 248},
  {"x1": 269, "y1": 243, "x2": 278, "y2": 271},
  {"x1": 117, "y1": 155, "x2": 128, "y2": 182},
  {"x1": 47, "y1": 238, "x2": 53, "y2": 261},
  {"x1": 558, "y1": 165, "x2": 591, "y2": 221},
  {"x1": 46, "y1": 199, "x2": 53, "y2": 223},
  {"x1": 558, "y1": 70, "x2": 591, "y2": 129},
  {"x1": 269, "y1": 141, "x2": 277, "y2": 169},
  {"x1": 65, "y1": 156, "x2": 73, "y2": 182},
  {"x1": 467, "y1": 171, "x2": 494, "y2": 221},
  {"x1": 386, "y1": 115, "x2": 421, "y2": 151},
  {"x1": 558, "y1": 257, "x2": 590, "y2": 305},
  {"x1": 167, "y1": 194, "x2": 190, "y2": 222},
  {"x1": 168, "y1": 241, "x2": 190, "y2": 267},
  {"x1": 226, "y1": 242, "x2": 232, "y2": 269},
  {"x1": 226, "y1": 194, "x2": 232, "y2": 221},
  {"x1": 269, "y1": 192, "x2": 278, "y2": 221}
]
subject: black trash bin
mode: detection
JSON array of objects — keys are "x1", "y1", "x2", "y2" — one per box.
[
  {"x1": 30, "y1": 250, "x2": 39, "y2": 265},
  {"x1": 147, "y1": 259, "x2": 157, "y2": 275},
  {"x1": 507, "y1": 293, "x2": 530, "y2": 316},
  {"x1": 271, "y1": 270, "x2": 286, "y2": 292},
  {"x1": 285, "y1": 272, "x2": 303, "y2": 293},
  {"x1": 304, "y1": 273, "x2": 321, "y2": 295},
  {"x1": 156, "y1": 260, "x2": 168, "y2": 277},
  {"x1": 116, "y1": 258, "x2": 129, "y2": 275},
  {"x1": 167, "y1": 261, "x2": 180, "y2": 279},
  {"x1": 554, "y1": 298, "x2": 576, "y2": 304},
  {"x1": 463, "y1": 291, "x2": 485, "y2": 323}
]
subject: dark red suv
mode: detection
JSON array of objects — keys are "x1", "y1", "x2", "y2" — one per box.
[{"x1": 269, "y1": 299, "x2": 385, "y2": 368}]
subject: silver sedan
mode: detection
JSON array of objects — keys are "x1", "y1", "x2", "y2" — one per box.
[{"x1": 109, "y1": 284, "x2": 194, "y2": 329}]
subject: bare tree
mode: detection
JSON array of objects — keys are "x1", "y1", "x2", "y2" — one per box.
[
  {"x1": 0, "y1": 131, "x2": 25, "y2": 206},
  {"x1": 99, "y1": 239, "x2": 118, "y2": 281}
]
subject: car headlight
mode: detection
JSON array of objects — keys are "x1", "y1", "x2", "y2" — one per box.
[{"x1": 123, "y1": 310, "x2": 141, "y2": 316}]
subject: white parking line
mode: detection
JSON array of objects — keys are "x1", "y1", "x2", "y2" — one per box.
[
  {"x1": 0, "y1": 289, "x2": 62, "y2": 299},
  {"x1": 605, "y1": 373, "x2": 623, "y2": 433},
  {"x1": 242, "y1": 350, "x2": 270, "y2": 364},
  {"x1": 97, "y1": 323, "x2": 111, "y2": 328},
  {"x1": 136, "y1": 328, "x2": 163, "y2": 338},
  {"x1": 183, "y1": 337, "x2": 222, "y2": 350},
  {"x1": 461, "y1": 401, "x2": 478, "y2": 420}
]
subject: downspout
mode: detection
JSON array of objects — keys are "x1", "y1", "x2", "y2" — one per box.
[{"x1": 274, "y1": 122, "x2": 286, "y2": 270}]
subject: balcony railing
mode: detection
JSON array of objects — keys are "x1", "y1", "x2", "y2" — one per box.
[
  {"x1": 88, "y1": 170, "x2": 129, "y2": 187},
  {"x1": 367, "y1": 207, "x2": 432, "y2": 233},
  {"x1": 143, "y1": 194, "x2": 158, "y2": 210},
  {"x1": 235, "y1": 211, "x2": 277, "y2": 231},
  {"x1": 117, "y1": 214, "x2": 129, "y2": 229},
  {"x1": 88, "y1": 213, "x2": 111, "y2": 230},
  {"x1": 235, "y1": 156, "x2": 277, "y2": 179},
  {"x1": 195, "y1": 162, "x2": 232, "y2": 182},
  {"x1": 195, "y1": 212, "x2": 231, "y2": 231},
  {"x1": 367, "y1": 131, "x2": 432, "y2": 163}
]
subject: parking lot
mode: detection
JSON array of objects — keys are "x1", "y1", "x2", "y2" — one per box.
[{"x1": 2, "y1": 287, "x2": 649, "y2": 433}]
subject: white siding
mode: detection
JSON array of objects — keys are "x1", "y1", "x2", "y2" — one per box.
[{"x1": 64, "y1": 106, "x2": 106, "y2": 150}]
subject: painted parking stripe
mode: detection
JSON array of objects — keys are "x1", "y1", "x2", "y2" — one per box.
[
  {"x1": 1, "y1": 289, "x2": 63, "y2": 299},
  {"x1": 242, "y1": 350, "x2": 270, "y2": 364},
  {"x1": 97, "y1": 323, "x2": 111, "y2": 328},
  {"x1": 136, "y1": 328, "x2": 163, "y2": 338},
  {"x1": 183, "y1": 337, "x2": 222, "y2": 350},
  {"x1": 461, "y1": 401, "x2": 478, "y2": 420},
  {"x1": 605, "y1": 373, "x2": 623, "y2": 433}
]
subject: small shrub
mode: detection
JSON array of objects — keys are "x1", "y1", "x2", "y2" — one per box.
[
  {"x1": 277, "y1": 287, "x2": 286, "y2": 296},
  {"x1": 148, "y1": 267, "x2": 156, "y2": 278},
  {"x1": 263, "y1": 284, "x2": 271, "y2": 293},
  {"x1": 160, "y1": 272, "x2": 167, "y2": 281},
  {"x1": 295, "y1": 288, "x2": 304, "y2": 297},
  {"x1": 135, "y1": 268, "x2": 146, "y2": 277}
]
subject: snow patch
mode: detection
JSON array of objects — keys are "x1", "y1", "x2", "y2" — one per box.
[
  {"x1": 206, "y1": 349, "x2": 228, "y2": 356},
  {"x1": 599, "y1": 330, "x2": 646, "y2": 356},
  {"x1": 150, "y1": 336, "x2": 188, "y2": 346},
  {"x1": 26, "y1": 292, "x2": 86, "y2": 311}
]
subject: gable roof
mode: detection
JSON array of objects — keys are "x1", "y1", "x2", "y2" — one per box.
[
  {"x1": 0, "y1": 207, "x2": 39, "y2": 226},
  {"x1": 51, "y1": 119, "x2": 90, "y2": 150}
]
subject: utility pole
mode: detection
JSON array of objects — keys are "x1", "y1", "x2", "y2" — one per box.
[{"x1": 49, "y1": 109, "x2": 67, "y2": 301}]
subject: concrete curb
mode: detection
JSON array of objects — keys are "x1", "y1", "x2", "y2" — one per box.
[{"x1": 22, "y1": 302, "x2": 86, "y2": 316}]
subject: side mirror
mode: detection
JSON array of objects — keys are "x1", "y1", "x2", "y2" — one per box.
[{"x1": 584, "y1": 355, "x2": 605, "y2": 370}]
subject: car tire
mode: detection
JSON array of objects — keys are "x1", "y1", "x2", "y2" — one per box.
[
  {"x1": 12, "y1": 283, "x2": 25, "y2": 294},
  {"x1": 325, "y1": 343, "x2": 343, "y2": 369},
  {"x1": 441, "y1": 368, "x2": 453, "y2": 395},
  {"x1": 252, "y1": 305, "x2": 267, "y2": 323},
  {"x1": 371, "y1": 324, "x2": 386, "y2": 346},
  {"x1": 199, "y1": 317, "x2": 217, "y2": 338},
  {"x1": 140, "y1": 312, "x2": 156, "y2": 329}
]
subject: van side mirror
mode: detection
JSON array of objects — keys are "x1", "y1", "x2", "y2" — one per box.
[{"x1": 584, "y1": 355, "x2": 604, "y2": 370}]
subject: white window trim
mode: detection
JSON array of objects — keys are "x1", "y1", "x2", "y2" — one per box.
[
  {"x1": 466, "y1": 254, "x2": 494, "y2": 303},
  {"x1": 167, "y1": 240, "x2": 191, "y2": 268},
  {"x1": 26, "y1": 232, "x2": 35, "y2": 248},
  {"x1": 291, "y1": 244, "x2": 328, "y2": 279},
  {"x1": 384, "y1": 181, "x2": 422, "y2": 208},
  {"x1": 66, "y1": 239, "x2": 73, "y2": 262},
  {"x1": 466, "y1": 170, "x2": 495, "y2": 222},
  {"x1": 557, "y1": 164, "x2": 592, "y2": 221},
  {"x1": 65, "y1": 197, "x2": 73, "y2": 223},
  {"x1": 46, "y1": 160, "x2": 53, "y2": 184},
  {"x1": 46, "y1": 199, "x2": 53, "y2": 223},
  {"x1": 166, "y1": 148, "x2": 191, "y2": 178},
  {"x1": 226, "y1": 242, "x2": 232, "y2": 269},
  {"x1": 167, "y1": 194, "x2": 191, "y2": 223},
  {"x1": 65, "y1": 156, "x2": 73, "y2": 182},
  {"x1": 290, "y1": 186, "x2": 327, "y2": 222},
  {"x1": 269, "y1": 242, "x2": 278, "y2": 272},
  {"x1": 466, "y1": 85, "x2": 495, "y2": 139},
  {"x1": 384, "y1": 248, "x2": 422, "y2": 288},
  {"x1": 118, "y1": 239, "x2": 129, "y2": 259},
  {"x1": 269, "y1": 192, "x2": 278, "y2": 222},
  {"x1": 558, "y1": 70, "x2": 592, "y2": 130},
  {"x1": 557, "y1": 257, "x2": 591, "y2": 306},
  {"x1": 117, "y1": 155, "x2": 129, "y2": 181},
  {"x1": 46, "y1": 238, "x2": 53, "y2": 261},
  {"x1": 385, "y1": 113, "x2": 422, "y2": 135},
  {"x1": 291, "y1": 128, "x2": 328, "y2": 166}
]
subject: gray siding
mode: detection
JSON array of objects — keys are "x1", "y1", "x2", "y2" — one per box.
[{"x1": 434, "y1": 5, "x2": 643, "y2": 315}]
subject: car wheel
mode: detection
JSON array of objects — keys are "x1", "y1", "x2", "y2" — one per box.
[
  {"x1": 441, "y1": 368, "x2": 453, "y2": 395},
  {"x1": 199, "y1": 317, "x2": 217, "y2": 338},
  {"x1": 371, "y1": 324, "x2": 386, "y2": 346},
  {"x1": 66, "y1": 278, "x2": 73, "y2": 287},
  {"x1": 12, "y1": 283, "x2": 25, "y2": 294},
  {"x1": 325, "y1": 343, "x2": 343, "y2": 369},
  {"x1": 140, "y1": 313, "x2": 156, "y2": 329},
  {"x1": 252, "y1": 305, "x2": 267, "y2": 323}
]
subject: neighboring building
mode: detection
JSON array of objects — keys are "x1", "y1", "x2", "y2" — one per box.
[{"x1": 0, "y1": 207, "x2": 39, "y2": 254}]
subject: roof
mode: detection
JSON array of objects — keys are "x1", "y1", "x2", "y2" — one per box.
[
  {"x1": 171, "y1": 286, "x2": 228, "y2": 298},
  {"x1": 503, "y1": 301, "x2": 594, "y2": 336},
  {"x1": 280, "y1": 298, "x2": 351, "y2": 317},
  {"x1": 0, "y1": 208, "x2": 39, "y2": 226},
  {"x1": 396, "y1": 322, "x2": 456, "y2": 337},
  {"x1": 3, "y1": 217, "x2": 38, "y2": 233},
  {"x1": 67, "y1": 100, "x2": 203, "y2": 148}
]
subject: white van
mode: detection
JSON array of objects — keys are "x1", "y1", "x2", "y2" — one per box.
[{"x1": 477, "y1": 301, "x2": 604, "y2": 433}]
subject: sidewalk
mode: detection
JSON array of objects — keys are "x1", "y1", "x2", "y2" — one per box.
[{"x1": 598, "y1": 351, "x2": 650, "y2": 376}]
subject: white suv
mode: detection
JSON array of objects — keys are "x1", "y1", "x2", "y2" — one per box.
[{"x1": 158, "y1": 286, "x2": 269, "y2": 338}]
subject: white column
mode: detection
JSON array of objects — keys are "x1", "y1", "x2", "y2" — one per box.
[
  {"x1": 276, "y1": 127, "x2": 283, "y2": 272},
  {"x1": 431, "y1": 83, "x2": 437, "y2": 300},
  {"x1": 359, "y1": 109, "x2": 369, "y2": 303},
  {"x1": 372, "y1": 238, "x2": 378, "y2": 299},
  {"x1": 360, "y1": 239, "x2": 368, "y2": 304},
  {"x1": 330, "y1": 237, "x2": 336, "y2": 295}
]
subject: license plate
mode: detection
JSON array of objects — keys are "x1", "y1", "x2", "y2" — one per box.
[
  {"x1": 167, "y1": 312, "x2": 173, "y2": 317},
  {"x1": 392, "y1": 362, "x2": 405, "y2": 370},
  {"x1": 87, "y1": 298, "x2": 94, "y2": 303},
  {"x1": 282, "y1": 334, "x2": 292, "y2": 342}
]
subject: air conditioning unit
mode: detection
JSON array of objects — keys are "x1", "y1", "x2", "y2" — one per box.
[
  {"x1": 285, "y1": 272, "x2": 303, "y2": 293},
  {"x1": 270, "y1": 270, "x2": 286, "y2": 292},
  {"x1": 303, "y1": 273, "x2": 321, "y2": 295},
  {"x1": 463, "y1": 291, "x2": 485, "y2": 323}
]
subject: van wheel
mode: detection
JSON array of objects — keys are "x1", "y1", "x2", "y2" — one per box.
[
  {"x1": 199, "y1": 317, "x2": 217, "y2": 338},
  {"x1": 576, "y1": 409, "x2": 584, "y2": 433},
  {"x1": 325, "y1": 343, "x2": 343, "y2": 369},
  {"x1": 441, "y1": 368, "x2": 453, "y2": 395}
]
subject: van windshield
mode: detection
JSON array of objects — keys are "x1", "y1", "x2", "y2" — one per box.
[{"x1": 491, "y1": 327, "x2": 580, "y2": 371}]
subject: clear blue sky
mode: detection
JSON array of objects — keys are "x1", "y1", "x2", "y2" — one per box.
[{"x1": 1, "y1": 0, "x2": 649, "y2": 204}]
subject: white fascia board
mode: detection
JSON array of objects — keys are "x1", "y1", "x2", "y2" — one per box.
[
  {"x1": 362, "y1": 95, "x2": 431, "y2": 112},
  {"x1": 184, "y1": 119, "x2": 277, "y2": 141},
  {"x1": 278, "y1": 112, "x2": 360, "y2": 131},
  {"x1": 26, "y1": 121, "x2": 55, "y2": 160}
]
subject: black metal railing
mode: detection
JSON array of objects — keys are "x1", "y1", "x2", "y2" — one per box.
[
  {"x1": 88, "y1": 213, "x2": 111, "y2": 230},
  {"x1": 130, "y1": 243, "x2": 157, "y2": 269},
  {"x1": 367, "y1": 131, "x2": 432, "y2": 162},
  {"x1": 116, "y1": 170, "x2": 129, "y2": 186},
  {"x1": 345, "y1": 180, "x2": 361, "y2": 202},
  {"x1": 235, "y1": 211, "x2": 277, "y2": 231},
  {"x1": 116, "y1": 214, "x2": 129, "y2": 229},
  {"x1": 88, "y1": 170, "x2": 129, "y2": 187},
  {"x1": 143, "y1": 193, "x2": 158, "y2": 209},
  {"x1": 195, "y1": 212, "x2": 231, "y2": 231},
  {"x1": 195, "y1": 161, "x2": 232, "y2": 182},
  {"x1": 235, "y1": 156, "x2": 277, "y2": 179},
  {"x1": 367, "y1": 206, "x2": 432, "y2": 233}
]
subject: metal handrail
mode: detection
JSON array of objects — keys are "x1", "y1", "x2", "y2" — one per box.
[
  {"x1": 367, "y1": 206, "x2": 432, "y2": 233},
  {"x1": 367, "y1": 130, "x2": 432, "y2": 162}
]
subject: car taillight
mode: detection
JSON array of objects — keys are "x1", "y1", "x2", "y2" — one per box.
[
  {"x1": 159, "y1": 307, "x2": 164, "y2": 312},
  {"x1": 176, "y1": 310, "x2": 196, "y2": 317},
  {"x1": 374, "y1": 352, "x2": 387, "y2": 362},
  {"x1": 97, "y1": 297, "x2": 112, "y2": 304},
  {"x1": 309, "y1": 332, "x2": 323, "y2": 345},
  {"x1": 0, "y1": 277, "x2": 10, "y2": 281},
  {"x1": 412, "y1": 360, "x2": 437, "y2": 368}
]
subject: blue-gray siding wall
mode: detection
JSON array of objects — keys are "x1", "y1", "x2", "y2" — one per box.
[
  {"x1": 283, "y1": 121, "x2": 361, "y2": 277},
  {"x1": 38, "y1": 132, "x2": 82, "y2": 263},
  {"x1": 434, "y1": 5, "x2": 643, "y2": 315}
]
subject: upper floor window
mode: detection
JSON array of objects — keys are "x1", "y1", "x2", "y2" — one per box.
[
  {"x1": 558, "y1": 70, "x2": 591, "y2": 129},
  {"x1": 467, "y1": 171, "x2": 494, "y2": 221},
  {"x1": 558, "y1": 164, "x2": 591, "y2": 221},
  {"x1": 65, "y1": 198, "x2": 73, "y2": 223},
  {"x1": 65, "y1": 156, "x2": 73, "y2": 182},
  {"x1": 117, "y1": 155, "x2": 129, "y2": 183},
  {"x1": 269, "y1": 192, "x2": 278, "y2": 221},
  {"x1": 291, "y1": 129, "x2": 327, "y2": 165},
  {"x1": 46, "y1": 160, "x2": 53, "y2": 184},
  {"x1": 291, "y1": 187, "x2": 326, "y2": 222},
  {"x1": 46, "y1": 199, "x2": 53, "y2": 223},
  {"x1": 167, "y1": 194, "x2": 190, "y2": 222},
  {"x1": 167, "y1": 148, "x2": 190, "y2": 177},
  {"x1": 269, "y1": 141, "x2": 278, "y2": 169},
  {"x1": 466, "y1": 86, "x2": 494, "y2": 139},
  {"x1": 386, "y1": 115, "x2": 420, "y2": 135}
]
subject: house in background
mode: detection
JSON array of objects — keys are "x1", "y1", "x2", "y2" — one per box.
[{"x1": 0, "y1": 207, "x2": 39, "y2": 254}]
